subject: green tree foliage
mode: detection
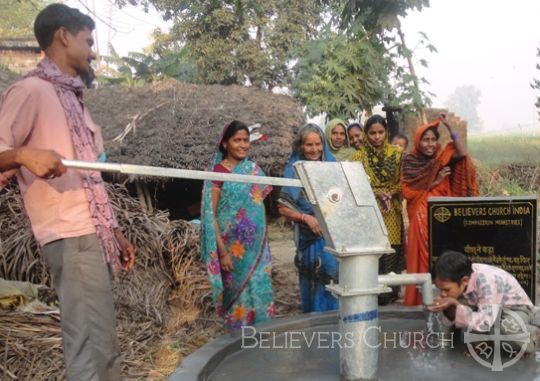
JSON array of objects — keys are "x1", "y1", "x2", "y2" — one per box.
[
  {"x1": 386, "y1": 27, "x2": 435, "y2": 113},
  {"x1": 100, "y1": 45, "x2": 148, "y2": 86},
  {"x1": 335, "y1": 0, "x2": 429, "y2": 32},
  {"x1": 291, "y1": 0, "x2": 433, "y2": 119},
  {"x1": 0, "y1": 0, "x2": 50, "y2": 38},
  {"x1": 532, "y1": 47, "x2": 540, "y2": 120},
  {"x1": 444, "y1": 85, "x2": 482, "y2": 132},
  {"x1": 120, "y1": 0, "x2": 433, "y2": 120},
  {"x1": 293, "y1": 30, "x2": 390, "y2": 119},
  {"x1": 100, "y1": 38, "x2": 196, "y2": 85},
  {"x1": 320, "y1": 0, "x2": 434, "y2": 115},
  {"x1": 124, "y1": 0, "x2": 322, "y2": 88}
]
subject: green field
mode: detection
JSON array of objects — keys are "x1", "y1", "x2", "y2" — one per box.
[{"x1": 468, "y1": 134, "x2": 540, "y2": 167}]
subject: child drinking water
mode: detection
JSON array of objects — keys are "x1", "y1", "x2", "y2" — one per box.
[{"x1": 429, "y1": 250, "x2": 539, "y2": 353}]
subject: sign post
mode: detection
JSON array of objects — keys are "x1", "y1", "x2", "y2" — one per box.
[{"x1": 428, "y1": 196, "x2": 537, "y2": 303}]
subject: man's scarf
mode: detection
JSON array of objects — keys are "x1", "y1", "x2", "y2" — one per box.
[{"x1": 26, "y1": 57, "x2": 121, "y2": 271}]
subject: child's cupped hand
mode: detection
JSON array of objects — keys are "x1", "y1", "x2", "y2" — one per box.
[{"x1": 427, "y1": 296, "x2": 458, "y2": 312}]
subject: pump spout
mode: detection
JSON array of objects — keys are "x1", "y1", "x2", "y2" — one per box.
[{"x1": 378, "y1": 273, "x2": 434, "y2": 305}]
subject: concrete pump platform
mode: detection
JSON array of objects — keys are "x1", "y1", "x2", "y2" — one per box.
[{"x1": 170, "y1": 307, "x2": 540, "y2": 381}]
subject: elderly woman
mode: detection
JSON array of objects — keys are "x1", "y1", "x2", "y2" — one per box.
[
  {"x1": 278, "y1": 123, "x2": 339, "y2": 312},
  {"x1": 200, "y1": 121, "x2": 275, "y2": 330},
  {"x1": 402, "y1": 115, "x2": 478, "y2": 306},
  {"x1": 353, "y1": 115, "x2": 403, "y2": 304},
  {"x1": 325, "y1": 118, "x2": 356, "y2": 160}
]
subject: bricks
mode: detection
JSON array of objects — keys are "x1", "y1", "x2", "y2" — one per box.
[{"x1": 403, "y1": 108, "x2": 468, "y2": 151}]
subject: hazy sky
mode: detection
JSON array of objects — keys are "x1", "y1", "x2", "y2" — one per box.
[
  {"x1": 402, "y1": 0, "x2": 540, "y2": 134},
  {"x1": 72, "y1": 0, "x2": 540, "y2": 134},
  {"x1": 65, "y1": 0, "x2": 168, "y2": 57}
]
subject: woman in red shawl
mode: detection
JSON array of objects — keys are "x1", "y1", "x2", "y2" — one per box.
[{"x1": 402, "y1": 115, "x2": 478, "y2": 306}]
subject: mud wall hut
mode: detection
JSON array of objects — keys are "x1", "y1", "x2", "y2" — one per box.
[{"x1": 85, "y1": 80, "x2": 305, "y2": 219}]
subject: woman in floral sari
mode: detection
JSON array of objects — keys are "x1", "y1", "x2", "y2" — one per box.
[
  {"x1": 402, "y1": 115, "x2": 478, "y2": 306},
  {"x1": 200, "y1": 121, "x2": 275, "y2": 330},
  {"x1": 353, "y1": 115, "x2": 403, "y2": 304},
  {"x1": 278, "y1": 123, "x2": 339, "y2": 312}
]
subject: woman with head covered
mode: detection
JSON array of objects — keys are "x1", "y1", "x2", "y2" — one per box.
[
  {"x1": 325, "y1": 118, "x2": 357, "y2": 160},
  {"x1": 278, "y1": 123, "x2": 339, "y2": 312},
  {"x1": 402, "y1": 115, "x2": 478, "y2": 305}
]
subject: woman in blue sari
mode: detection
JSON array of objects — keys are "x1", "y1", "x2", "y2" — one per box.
[
  {"x1": 200, "y1": 121, "x2": 275, "y2": 330},
  {"x1": 278, "y1": 123, "x2": 339, "y2": 312}
]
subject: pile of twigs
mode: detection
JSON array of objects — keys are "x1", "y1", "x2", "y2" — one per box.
[
  {"x1": 0, "y1": 182, "x2": 215, "y2": 380},
  {"x1": 0, "y1": 180, "x2": 302, "y2": 379},
  {"x1": 166, "y1": 220, "x2": 213, "y2": 323},
  {"x1": 0, "y1": 185, "x2": 47, "y2": 284},
  {"x1": 0, "y1": 310, "x2": 165, "y2": 381},
  {"x1": 0, "y1": 312, "x2": 63, "y2": 380}
]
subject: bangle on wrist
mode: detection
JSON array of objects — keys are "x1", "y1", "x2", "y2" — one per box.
[{"x1": 300, "y1": 213, "x2": 305, "y2": 223}]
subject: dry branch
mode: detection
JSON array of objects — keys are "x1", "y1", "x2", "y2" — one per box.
[{"x1": 0, "y1": 182, "x2": 215, "y2": 380}]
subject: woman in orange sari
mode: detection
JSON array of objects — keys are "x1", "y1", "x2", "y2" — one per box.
[{"x1": 402, "y1": 115, "x2": 478, "y2": 305}]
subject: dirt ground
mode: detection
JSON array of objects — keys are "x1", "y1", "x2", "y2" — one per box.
[{"x1": 267, "y1": 221, "x2": 302, "y2": 317}]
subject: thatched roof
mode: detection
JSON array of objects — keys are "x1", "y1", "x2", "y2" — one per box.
[
  {"x1": 86, "y1": 80, "x2": 304, "y2": 178},
  {"x1": 0, "y1": 73, "x2": 304, "y2": 178}
]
